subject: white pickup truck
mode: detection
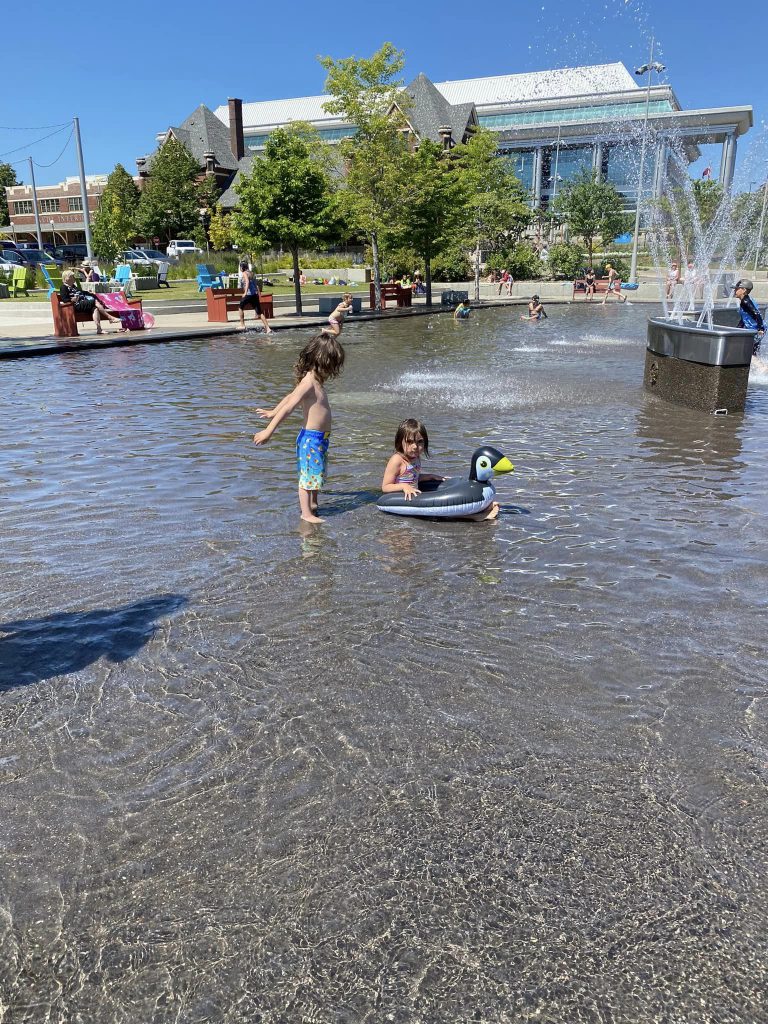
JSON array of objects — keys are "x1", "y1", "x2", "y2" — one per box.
[{"x1": 166, "y1": 239, "x2": 203, "y2": 260}]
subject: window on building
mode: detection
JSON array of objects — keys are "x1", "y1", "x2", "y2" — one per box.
[
  {"x1": 14, "y1": 200, "x2": 33, "y2": 215},
  {"x1": 479, "y1": 99, "x2": 673, "y2": 130},
  {"x1": 503, "y1": 150, "x2": 535, "y2": 194},
  {"x1": 68, "y1": 197, "x2": 83, "y2": 212},
  {"x1": 39, "y1": 199, "x2": 60, "y2": 213}
]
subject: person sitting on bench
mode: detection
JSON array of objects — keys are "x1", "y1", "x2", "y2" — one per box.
[{"x1": 59, "y1": 270, "x2": 124, "y2": 334}]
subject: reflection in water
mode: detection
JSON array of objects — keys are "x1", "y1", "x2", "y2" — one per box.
[{"x1": 1, "y1": 306, "x2": 767, "y2": 1022}]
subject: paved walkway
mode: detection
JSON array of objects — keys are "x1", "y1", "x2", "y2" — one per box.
[{"x1": 1, "y1": 276, "x2": 746, "y2": 359}]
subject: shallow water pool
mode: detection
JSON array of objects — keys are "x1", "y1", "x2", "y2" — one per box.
[{"x1": 1, "y1": 303, "x2": 767, "y2": 1022}]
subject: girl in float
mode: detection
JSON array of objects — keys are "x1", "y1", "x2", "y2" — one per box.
[{"x1": 380, "y1": 418, "x2": 505, "y2": 521}]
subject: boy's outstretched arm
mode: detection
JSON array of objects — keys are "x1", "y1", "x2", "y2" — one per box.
[
  {"x1": 255, "y1": 390, "x2": 295, "y2": 419},
  {"x1": 253, "y1": 377, "x2": 313, "y2": 445}
]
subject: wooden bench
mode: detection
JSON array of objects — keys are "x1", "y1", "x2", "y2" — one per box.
[
  {"x1": 51, "y1": 292, "x2": 143, "y2": 338},
  {"x1": 573, "y1": 278, "x2": 610, "y2": 299},
  {"x1": 205, "y1": 287, "x2": 274, "y2": 322},
  {"x1": 369, "y1": 282, "x2": 412, "y2": 309}
]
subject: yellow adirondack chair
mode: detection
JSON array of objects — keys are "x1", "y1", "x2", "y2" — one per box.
[{"x1": 9, "y1": 264, "x2": 30, "y2": 298}]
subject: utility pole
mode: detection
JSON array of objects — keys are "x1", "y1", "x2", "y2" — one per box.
[
  {"x1": 27, "y1": 157, "x2": 43, "y2": 249},
  {"x1": 73, "y1": 116, "x2": 93, "y2": 259}
]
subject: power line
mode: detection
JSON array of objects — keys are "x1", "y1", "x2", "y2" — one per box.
[
  {"x1": 32, "y1": 128, "x2": 74, "y2": 168},
  {"x1": 0, "y1": 124, "x2": 71, "y2": 160},
  {"x1": 0, "y1": 121, "x2": 70, "y2": 131}
]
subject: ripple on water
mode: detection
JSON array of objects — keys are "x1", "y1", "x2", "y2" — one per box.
[{"x1": 1, "y1": 305, "x2": 767, "y2": 1022}]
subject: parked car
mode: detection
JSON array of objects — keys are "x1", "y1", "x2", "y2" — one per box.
[
  {"x1": 119, "y1": 249, "x2": 161, "y2": 266},
  {"x1": 0, "y1": 239, "x2": 18, "y2": 251},
  {"x1": 1, "y1": 248, "x2": 26, "y2": 267},
  {"x1": 134, "y1": 248, "x2": 169, "y2": 264},
  {"x1": 53, "y1": 244, "x2": 89, "y2": 264},
  {"x1": 14, "y1": 248, "x2": 63, "y2": 268},
  {"x1": 166, "y1": 239, "x2": 202, "y2": 260}
]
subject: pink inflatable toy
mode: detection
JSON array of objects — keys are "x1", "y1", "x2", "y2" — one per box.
[{"x1": 100, "y1": 292, "x2": 154, "y2": 331}]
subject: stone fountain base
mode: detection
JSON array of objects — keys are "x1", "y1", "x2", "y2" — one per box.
[{"x1": 644, "y1": 315, "x2": 755, "y2": 414}]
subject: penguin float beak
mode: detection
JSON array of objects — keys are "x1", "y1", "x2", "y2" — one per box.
[{"x1": 492, "y1": 455, "x2": 514, "y2": 475}]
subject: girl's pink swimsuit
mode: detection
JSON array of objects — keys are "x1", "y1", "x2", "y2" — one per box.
[{"x1": 396, "y1": 457, "x2": 421, "y2": 485}]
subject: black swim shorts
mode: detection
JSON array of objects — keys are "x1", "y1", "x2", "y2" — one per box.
[{"x1": 239, "y1": 293, "x2": 262, "y2": 312}]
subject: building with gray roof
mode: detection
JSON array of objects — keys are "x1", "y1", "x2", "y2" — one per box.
[{"x1": 137, "y1": 63, "x2": 752, "y2": 214}]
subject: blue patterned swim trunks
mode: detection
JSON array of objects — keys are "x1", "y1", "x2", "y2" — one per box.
[{"x1": 296, "y1": 428, "x2": 330, "y2": 491}]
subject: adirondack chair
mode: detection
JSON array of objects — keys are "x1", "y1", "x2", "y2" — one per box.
[
  {"x1": 40, "y1": 264, "x2": 63, "y2": 297},
  {"x1": 195, "y1": 263, "x2": 226, "y2": 292},
  {"x1": 157, "y1": 261, "x2": 171, "y2": 288},
  {"x1": 9, "y1": 264, "x2": 30, "y2": 298},
  {"x1": 110, "y1": 264, "x2": 135, "y2": 295}
]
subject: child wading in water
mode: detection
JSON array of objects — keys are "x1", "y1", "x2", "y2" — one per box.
[
  {"x1": 253, "y1": 332, "x2": 345, "y2": 523},
  {"x1": 327, "y1": 293, "x2": 354, "y2": 336},
  {"x1": 381, "y1": 418, "x2": 500, "y2": 520}
]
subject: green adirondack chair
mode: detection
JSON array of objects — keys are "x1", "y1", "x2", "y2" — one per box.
[{"x1": 9, "y1": 264, "x2": 30, "y2": 298}]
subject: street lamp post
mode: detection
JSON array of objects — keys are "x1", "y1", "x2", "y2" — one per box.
[
  {"x1": 629, "y1": 39, "x2": 666, "y2": 285},
  {"x1": 547, "y1": 125, "x2": 563, "y2": 242}
]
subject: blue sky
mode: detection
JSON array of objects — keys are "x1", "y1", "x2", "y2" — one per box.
[{"x1": 2, "y1": 0, "x2": 765, "y2": 190}]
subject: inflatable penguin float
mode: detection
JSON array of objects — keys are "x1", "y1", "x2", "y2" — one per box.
[{"x1": 376, "y1": 446, "x2": 514, "y2": 519}]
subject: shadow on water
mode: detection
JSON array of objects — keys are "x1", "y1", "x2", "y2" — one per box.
[
  {"x1": 0, "y1": 594, "x2": 187, "y2": 692},
  {"x1": 318, "y1": 489, "x2": 381, "y2": 516}
]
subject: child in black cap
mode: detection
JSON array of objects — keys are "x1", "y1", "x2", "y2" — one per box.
[{"x1": 733, "y1": 279, "x2": 765, "y2": 354}]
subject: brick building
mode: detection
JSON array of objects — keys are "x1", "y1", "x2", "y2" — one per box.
[{"x1": 2, "y1": 176, "x2": 107, "y2": 246}]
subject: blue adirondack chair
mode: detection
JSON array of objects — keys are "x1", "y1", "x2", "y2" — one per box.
[
  {"x1": 196, "y1": 263, "x2": 226, "y2": 292},
  {"x1": 40, "y1": 264, "x2": 63, "y2": 297},
  {"x1": 111, "y1": 264, "x2": 135, "y2": 295}
]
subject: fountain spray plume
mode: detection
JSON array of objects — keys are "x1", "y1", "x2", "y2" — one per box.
[{"x1": 645, "y1": 135, "x2": 766, "y2": 329}]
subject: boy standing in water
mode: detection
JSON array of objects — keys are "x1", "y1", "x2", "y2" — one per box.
[{"x1": 253, "y1": 332, "x2": 345, "y2": 523}]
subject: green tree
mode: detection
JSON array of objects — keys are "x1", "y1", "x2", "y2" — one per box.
[
  {"x1": 0, "y1": 162, "x2": 19, "y2": 234},
  {"x1": 554, "y1": 169, "x2": 630, "y2": 265},
  {"x1": 91, "y1": 163, "x2": 141, "y2": 262},
  {"x1": 136, "y1": 135, "x2": 201, "y2": 243},
  {"x1": 393, "y1": 140, "x2": 466, "y2": 305},
  {"x1": 232, "y1": 124, "x2": 334, "y2": 315},
  {"x1": 659, "y1": 178, "x2": 725, "y2": 261},
  {"x1": 319, "y1": 42, "x2": 411, "y2": 310},
  {"x1": 454, "y1": 130, "x2": 531, "y2": 300},
  {"x1": 208, "y1": 204, "x2": 232, "y2": 251},
  {"x1": 546, "y1": 242, "x2": 584, "y2": 279}
]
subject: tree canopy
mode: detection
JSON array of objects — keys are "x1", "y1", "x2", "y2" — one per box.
[
  {"x1": 136, "y1": 136, "x2": 201, "y2": 243},
  {"x1": 453, "y1": 129, "x2": 531, "y2": 299},
  {"x1": 554, "y1": 169, "x2": 630, "y2": 264},
  {"x1": 91, "y1": 163, "x2": 140, "y2": 262},
  {"x1": 392, "y1": 140, "x2": 466, "y2": 304},
  {"x1": 319, "y1": 42, "x2": 410, "y2": 309},
  {"x1": 232, "y1": 124, "x2": 334, "y2": 314},
  {"x1": 0, "y1": 162, "x2": 20, "y2": 234}
]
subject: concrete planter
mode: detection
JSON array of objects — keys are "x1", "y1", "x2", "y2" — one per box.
[
  {"x1": 644, "y1": 316, "x2": 755, "y2": 414},
  {"x1": 134, "y1": 277, "x2": 159, "y2": 291}
]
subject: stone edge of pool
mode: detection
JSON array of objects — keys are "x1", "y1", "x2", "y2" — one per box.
[{"x1": 0, "y1": 299, "x2": 544, "y2": 360}]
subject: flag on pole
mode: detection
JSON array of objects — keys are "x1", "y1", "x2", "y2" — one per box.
[{"x1": 702, "y1": 166, "x2": 712, "y2": 179}]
